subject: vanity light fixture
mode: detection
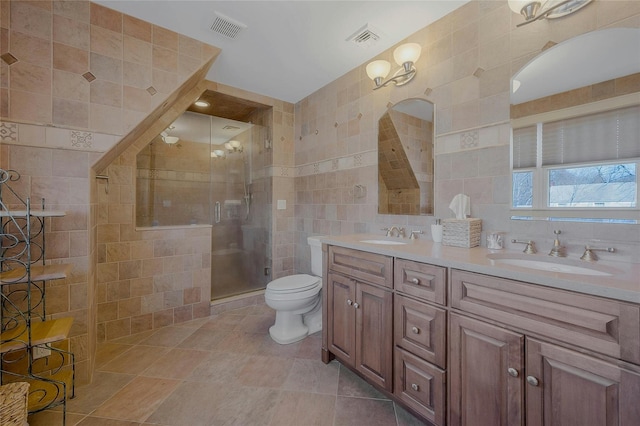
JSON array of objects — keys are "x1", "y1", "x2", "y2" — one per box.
[
  {"x1": 508, "y1": 0, "x2": 593, "y2": 27},
  {"x1": 161, "y1": 127, "x2": 179, "y2": 145},
  {"x1": 365, "y1": 43, "x2": 421, "y2": 90},
  {"x1": 224, "y1": 140, "x2": 243, "y2": 153},
  {"x1": 211, "y1": 149, "x2": 226, "y2": 158},
  {"x1": 194, "y1": 100, "x2": 210, "y2": 107}
]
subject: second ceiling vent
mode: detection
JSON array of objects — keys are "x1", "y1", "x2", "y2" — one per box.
[{"x1": 210, "y1": 11, "x2": 247, "y2": 40}]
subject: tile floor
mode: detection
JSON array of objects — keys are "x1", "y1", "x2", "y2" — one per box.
[{"x1": 28, "y1": 304, "x2": 424, "y2": 425}]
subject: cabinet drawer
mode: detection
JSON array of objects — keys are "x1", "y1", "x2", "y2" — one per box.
[
  {"x1": 328, "y1": 246, "x2": 392, "y2": 288},
  {"x1": 451, "y1": 269, "x2": 640, "y2": 364},
  {"x1": 394, "y1": 347, "x2": 446, "y2": 426},
  {"x1": 394, "y1": 259, "x2": 446, "y2": 305},
  {"x1": 394, "y1": 294, "x2": 446, "y2": 368}
]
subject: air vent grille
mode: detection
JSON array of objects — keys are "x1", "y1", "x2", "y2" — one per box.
[
  {"x1": 223, "y1": 125, "x2": 241, "y2": 130},
  {"x1": 346, "y1": 24, "x2": 382, "y2": 48},
  {"x1": 210, "y1": 12, "x2": 247, "y2": 39}
]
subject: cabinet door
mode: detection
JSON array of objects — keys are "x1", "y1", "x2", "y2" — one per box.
[
  {"x1": 450, "y1": 313, "x2": 525, "y2": 426},
  {"x1": 327, "y1": 272, "x2": 356, "y2": 367},
  {"x1": 356, "y1": 282, "x2": 393, "y2": 391},
  {"x1": 526, "y1": 338, "x2": 640, "y2": 426}
]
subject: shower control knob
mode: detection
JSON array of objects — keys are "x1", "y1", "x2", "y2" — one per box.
[{"x1": 347, "y1": 299, "x2": 353, "y2": 306}]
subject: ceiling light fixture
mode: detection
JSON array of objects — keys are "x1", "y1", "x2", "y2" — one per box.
[
  {"x1": 194, "y1": 100, "x2": 210, "y2": 107},
  {"x1": 508, "y1": 0, "x2": 593, "y2": 27},
  {"x1": 366, "y1": 43, "x2": 421, "y2": 90}
]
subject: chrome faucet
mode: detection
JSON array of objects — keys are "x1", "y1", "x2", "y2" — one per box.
[
  {"x1": 384, "y1": 226, "x2": 405, "y2": 238},
  {"x1": 580, "y1": 246, "x2": 615, "y2": 262},
  {"x1": 512, "y1": 239, "x2": 537, "y2": 254},
  {"x1": 548, "y1": 230, "x2": 566, "y2": 257}
]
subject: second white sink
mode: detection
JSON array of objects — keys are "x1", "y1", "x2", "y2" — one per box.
[
  {"x1": 360, "y1": 239, "x2": 407, "y2": 245},
  {"x1": 487, "y1": 253, "x2": 615, "y2": 276}
]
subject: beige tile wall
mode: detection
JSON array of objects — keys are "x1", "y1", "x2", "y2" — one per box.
[
  {"x1": 0, "y1": 0, "x2": 219, "y2": 384},
  {"x1": 292, "y1": 0, "x2": 640, "y2": 271}
]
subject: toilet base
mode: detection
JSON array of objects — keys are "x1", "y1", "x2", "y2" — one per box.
[{"x1": 268, "y1": 311, "x2": 309, "y2": 345}]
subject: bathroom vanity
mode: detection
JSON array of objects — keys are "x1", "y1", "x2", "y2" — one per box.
[{"x1": 320, "y1": 234, "x2": 640, "y2": 426}]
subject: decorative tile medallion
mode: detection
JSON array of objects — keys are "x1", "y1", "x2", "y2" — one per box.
[
  {"x1": 332, "y1": 159, "x2": 339, "y2": 170},
  {"x1": 460, "y1": 131, "x2": 478, "y2": 149},
  {"x1": 313, "y1": 163, "x2": 319, "y2": 174},
  {"x1": 0, "y1": 122, "x2": 17, "y2": 142},
  {"x1": 71, "y1": 131, "x2": 93, "y2": 148},
  {"x1": 280, "y1": 167, "x2": 288, "y2": 177},
  {"x1": 354, "y1": 154, "x2": 362, "y2": 167}
]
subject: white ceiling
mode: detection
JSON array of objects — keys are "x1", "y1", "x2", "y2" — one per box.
[{"x1": 94, "y1": 1, "x2": 469, "y2": 104}]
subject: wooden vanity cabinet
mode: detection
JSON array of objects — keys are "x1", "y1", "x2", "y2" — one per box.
[
  {"x1": 450, "y1": 269, "x2": 640, "y2": 426},
  {"x1": 326, "y1": 246, "x2": 393, "y2": 391}
]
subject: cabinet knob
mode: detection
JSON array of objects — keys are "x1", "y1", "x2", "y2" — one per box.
[
  {"x1": 526, "y1": 376, "x2": 539, "y2": 387},
  {"x1": 411, "y1": 326, "x2": 420, "y2": 334},
  {"x1": 410, "y1": 278, "x2": 420, "y2": 284},
  {"x1": 353, "y1": 302, "x2": 360, "y2": 309},
  {"x1": 411, "y1": 383, "x2": 420, "y2": 391},
  {"x1": 347, "y1": 299, "x2": 353, "y2": 306},
  {"x1": 507, "y1": 367, "x2": 519, "y2": 378}
]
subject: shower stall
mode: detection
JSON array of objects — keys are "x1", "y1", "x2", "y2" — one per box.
[{"x1": 136, "y1": 108, "x2": 272, "y2": 300}]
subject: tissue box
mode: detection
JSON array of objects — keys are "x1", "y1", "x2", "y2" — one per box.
[{"x1": 442, "y1": 218, "x2": 482, "y2": 248}]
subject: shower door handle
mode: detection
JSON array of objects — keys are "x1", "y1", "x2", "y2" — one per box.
[{"x1": 214, "y1": 201, "x2": 221, "y2": 223}]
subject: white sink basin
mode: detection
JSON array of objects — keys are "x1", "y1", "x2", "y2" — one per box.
[
  {"x1": 360, "y1": 239, "x2": 407, "y2": 245},
  {"x1": 487, "y1": 253, "x2": 615, "y2": 276}
]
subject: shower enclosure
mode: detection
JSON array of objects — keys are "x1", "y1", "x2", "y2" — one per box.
[{"x1": 136, "y1": 109, "x2": 272, "y2": 300}]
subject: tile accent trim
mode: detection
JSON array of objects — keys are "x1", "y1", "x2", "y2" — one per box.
[
  {"x1": 0, "y1": 122, "x2": 18, "y2": 143},
  {"x1": 436, "y1": 123, "x2": 510, "y2": 155}
]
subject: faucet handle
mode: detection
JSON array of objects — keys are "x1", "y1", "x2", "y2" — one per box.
[
  {"x1": 381, "y1": 227, "x2": 391, "y2": 237},
  {"x1": 409, "y1": 230, "x2": 423, "y2": 240},
  {"x1": 580, "y1": 246, "x2": 615, "y2": 262},
  {"x1": 398, "y1": 227, "x2": 406, "y2": 238},
  {"x1": 512, "y1": 239, "x2": 537, "y2": 254}
]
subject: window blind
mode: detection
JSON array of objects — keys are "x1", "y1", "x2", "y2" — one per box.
[
  {"x1": 541, "y1": 105, "x2": 640, "y2": 166},
  {"x1": 512, "y1": 125, "x2": 537, "y2": 169}
]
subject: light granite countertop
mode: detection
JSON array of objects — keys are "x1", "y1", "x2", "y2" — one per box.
[{"x1": 319, "y1": 234, "x2": 640, "y2": 304}]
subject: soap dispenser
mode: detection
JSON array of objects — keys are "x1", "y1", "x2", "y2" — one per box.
[{"x1": 431, "y1": 219, "x2": 443, "y2": 243}]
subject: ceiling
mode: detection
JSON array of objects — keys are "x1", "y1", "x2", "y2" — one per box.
[{"x1": 94, "y1": 1, "x2": 469, "y2": 104}]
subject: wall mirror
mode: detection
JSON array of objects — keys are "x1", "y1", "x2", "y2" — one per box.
[
  {"x1": 377, "y1": 98, "x2": 434, "y2": 215},
  {"x1": 509, "y1": 28, "x2": 640, "y2": 223}
]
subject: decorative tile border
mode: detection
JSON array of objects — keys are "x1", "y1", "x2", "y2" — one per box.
[
  {"x1": 0, "y1": 122, "x2": 17, "y2": 143},
  {"x1": 0, "y1": 121, "x2": 120, "y2": 152},
  {"x1": 436, "y1": 123, "x2": 510, "y2": 155}
]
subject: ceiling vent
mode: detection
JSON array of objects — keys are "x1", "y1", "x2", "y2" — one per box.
[
  {"x1": 222, "y1": 125, "x2": 241, "y2": 130},
  {"x1": 346, "y1": 24, "x2": 382, "y2": 48},
  {"x1": 210, "y1": 12, "x2": 247, "y2": 39}
]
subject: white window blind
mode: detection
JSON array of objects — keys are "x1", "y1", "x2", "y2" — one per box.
[
  {"x1": 541, "y1": 105, "x2": 640, "y2": 166},
  {"x1": 512, "y1": 125, "x2": 537, "y2": 169}
]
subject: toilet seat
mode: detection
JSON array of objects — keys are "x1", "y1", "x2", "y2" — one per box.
[{"x1": 266, "y1": 274, "x2": 320, "y2": 293}]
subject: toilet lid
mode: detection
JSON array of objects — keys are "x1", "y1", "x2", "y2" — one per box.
[{"x1": 267, "y1": 274, "x2": 320, "y2": 292}]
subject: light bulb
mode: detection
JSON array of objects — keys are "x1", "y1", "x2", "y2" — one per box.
[
  {"x1": 366, "y1": 60, "x2": 391, "y2": 81},
  {"x1": 230, "y1": 140, "x2": 241, "y2": 149},
  {"x1": 393, "y1": 43, "x2": 421, "y2": 66}
]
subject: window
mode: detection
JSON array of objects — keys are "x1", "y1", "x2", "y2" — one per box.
[{"x1": 511, "y1": 103, "x2": 640, "y2": 222}]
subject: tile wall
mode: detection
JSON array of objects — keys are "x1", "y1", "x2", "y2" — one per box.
[
  {"x1": 0, "y1": 0, "x2": 219, "y2": 383},
  {"x1": 292, "y1": 0, "x2": 640, "y2": 273}
]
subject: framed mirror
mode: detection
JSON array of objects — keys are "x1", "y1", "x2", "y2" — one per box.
[
  {"x1": 377, "y1": 98, "x2": 435, "y2": 215},
  {"x1": 509, "y1": 28, "x2": 640, "y2": 223}
]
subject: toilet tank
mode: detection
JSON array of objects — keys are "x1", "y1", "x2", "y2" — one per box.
[{"x1": 307, "y1": 236, "x2": 323, "y2": 277}]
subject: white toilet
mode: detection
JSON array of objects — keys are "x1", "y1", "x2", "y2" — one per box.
[{"x1": 264, "y1": 236, "x2": 323, "y2": 344}]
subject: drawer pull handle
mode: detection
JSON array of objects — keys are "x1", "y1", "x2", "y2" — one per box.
[
  {"x1": 526, "y1": 376, "x2": 539, "y2": 387},
  {"x1": 347, "y1": 299, "x2": 353, "y2": 306},
  {"x1": 411, "y1": 383, "x2": 420, "y2": 391},
  {"x1": 507, "y1": 368, "x2": 519, "y2": 378},
  {"x1": 353, "y1": 302, "x2": 360, "y2": 309},
  {"x1": 411, "y1": 326, "x2": 420, "y2": 334},
  {"x1": 410, "y1": 278, "x2": 420, "y2": 284}
]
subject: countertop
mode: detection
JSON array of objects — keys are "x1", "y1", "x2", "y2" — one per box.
[{"x1": 319, "y1": 234, "x2": 640, "y2": 304}]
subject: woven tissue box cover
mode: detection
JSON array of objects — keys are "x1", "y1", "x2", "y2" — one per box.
[{"x1": 442, "y1": 218, "x2": 482, "y2": 248}]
